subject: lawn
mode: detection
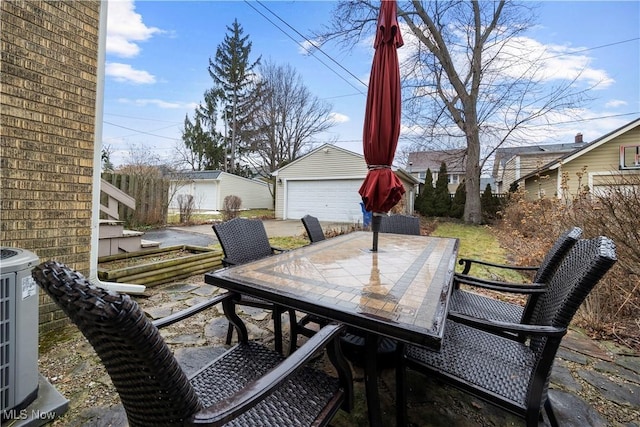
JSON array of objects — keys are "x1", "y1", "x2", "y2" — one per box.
[
  {"x1": 431, "y1": 222, "x2": 528, "y2": 283},
  {"x1": 167, "y1": 209, "x2": 274, "y2": 225}
]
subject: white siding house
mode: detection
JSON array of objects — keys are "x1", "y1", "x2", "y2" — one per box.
[
  {"x1": 272, "y1": 144, "x2": 419, "y2": 222},
  {"x1": 169, "y1": 171, "x2": 273, "y2": 211}
]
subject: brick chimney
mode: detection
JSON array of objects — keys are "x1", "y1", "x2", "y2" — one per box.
[{"x1": 575, "y1": 133, "x2": 583, "y2": 143}]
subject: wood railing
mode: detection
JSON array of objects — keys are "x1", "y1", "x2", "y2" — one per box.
[{"x1": 100, "y1": 179, "x2": 136, "y2": 221}]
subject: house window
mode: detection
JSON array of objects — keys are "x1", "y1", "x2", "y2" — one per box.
[
  {"x1": 418, "y1": 171, "x2": 426, "y2": 180},
  {"x1": 448, "y1": 174, "x2": 459, "y2": 185},
  {"x1": 620, "y1": 145, "x2": 640, "y2": 170}
]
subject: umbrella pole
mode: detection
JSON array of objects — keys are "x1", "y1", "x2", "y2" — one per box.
[{"x1": 371, "y1": 214, "x2": 382, "y2": 252}]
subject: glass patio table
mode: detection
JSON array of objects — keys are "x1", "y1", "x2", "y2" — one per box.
[{"x1": 205, "y1": 230, "x2": 459, "y2": 426}]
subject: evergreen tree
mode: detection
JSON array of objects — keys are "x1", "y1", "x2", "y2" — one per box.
[
  {"x1": 450, "y1": 180, "x2": 466, "y2": 219},
  {"x1": 481, "y1": 183, "x2": 499, "y2": 222},
  {"x1": 181, "y1": 88, "x2": 226, "y2": 170},
  {"x1": 208, "y1": 19, "x2": 261, "y2": 173},
  {"x1": 433, "y1": 162, "x2": 451, "y2": 217},
  {"x1": 416, "y1": 168, "x2": 435, "y2": 216}
]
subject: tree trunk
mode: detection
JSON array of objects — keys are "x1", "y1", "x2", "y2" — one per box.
[{"x1": 464, "y1": 131, "x2": 482, "y2": 224}]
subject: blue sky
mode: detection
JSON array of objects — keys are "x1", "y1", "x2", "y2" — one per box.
[{"x1": 102, "y1": 1, "x2": 640, "y2": 169}]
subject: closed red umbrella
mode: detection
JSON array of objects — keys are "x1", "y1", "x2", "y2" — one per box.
[{"x1": 359, "y1": 0, "x2": 405, "y2": 251}]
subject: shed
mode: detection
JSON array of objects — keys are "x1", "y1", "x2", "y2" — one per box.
[
  {"x1": 169, "y1": 171, "x2": 273, "y2": 211},
  {"x1": 272, "y1": 144, "x2": 419, "y2": 222}
]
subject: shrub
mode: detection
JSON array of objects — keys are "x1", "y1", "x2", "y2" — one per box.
[
  {"x1": 177, "y1": 194, "x2": 195, "y2": 224},
  {"x1": 450, "y1": 181, "x2": 465, "y2": 219},
  {"x1": 222, "y1": 195, "x2": 242, "y2": 221},
  {"x1": 416, "y1": 168, "x2": 435, "y2": 216},
  {"x1": 433, "y1": 162, "x2": 451, "y2": 216},
  {"x1": 498, "y1": 175, "x2": 639, "y2": 345}
]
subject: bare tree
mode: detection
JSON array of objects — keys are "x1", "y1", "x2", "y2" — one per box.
[
  {"x1": 246, "y1": 60, "x2": 336, "y2": 185},
  {"x1": 320, "y1": 1, "x2": 591, "y2": 224}
]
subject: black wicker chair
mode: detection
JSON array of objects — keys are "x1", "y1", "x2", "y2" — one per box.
[
  {"x1": 301, "y1": 214, "x2": 326, "y2": 243},
  {"x1": 212, "y1": 217, "x2": 292, "y2": 353},
  {"x1": 378, "y1": 214, "x2": 421, "y2": 235},
  {"x1": 33, "y1": 261, "x2": 353, "y2": 427},
  {"x1": 451, "y1": 227, "x2": 582, "y2": 325},
  {"x1": 396, "y1": 236, "x2": 617, "y2": 427}
]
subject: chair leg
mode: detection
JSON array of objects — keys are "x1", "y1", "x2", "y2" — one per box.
[
  {"x1": 225, "y1": 322, "x2": 234, "y2": 345},
  {"x1": 288, "y1": 309, "x2": 299, "y2": 355},
  {"x1": 544, "y1": 398, "x2": 559, "y2": 427},
  {"x1": 272, "y1": 306, "x2": 283, "y2": 354}
]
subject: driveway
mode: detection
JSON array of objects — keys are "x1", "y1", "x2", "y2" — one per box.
[{"x1": 142, "y1": 219, "x2": 329, "y2": 248}]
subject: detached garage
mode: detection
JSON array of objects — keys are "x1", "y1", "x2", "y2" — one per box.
[
  {"x1": 169, "y1": 170, "x2": 273, "y2": 212},
  {"x1": 273, "y1": 144, "x2": 418, "y2": 222}
]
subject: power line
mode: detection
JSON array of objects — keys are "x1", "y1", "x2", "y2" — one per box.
[
  {"x1": 103, "y1": 121, "x2": 181, "y2": 141},
  {"x1": 244, "y1": 0, "x2": 367, "y2": 95},
  {"x1": 541, "y1": 38, "x2": 640, "y2": 61}
]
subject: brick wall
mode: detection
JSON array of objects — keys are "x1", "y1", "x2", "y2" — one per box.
[{"x1": 1, "y1": 0, "x2": 101, "y2": 333}]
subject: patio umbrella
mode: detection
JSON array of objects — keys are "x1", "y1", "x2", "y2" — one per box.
[{"x1": 358, "y1": 0, "x2": 405, "y2": 251}]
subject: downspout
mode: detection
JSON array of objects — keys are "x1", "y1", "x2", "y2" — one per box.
[{"x1": 89, "y1": 0, "x2": 145, "y2": 294}]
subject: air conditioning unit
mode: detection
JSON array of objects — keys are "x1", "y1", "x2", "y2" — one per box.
[{"x1": 0, "y1": 247, "x2": 39, "y2": 416}]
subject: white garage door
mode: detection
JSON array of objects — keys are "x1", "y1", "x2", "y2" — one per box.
[{"x1": 286, "y1": 179, "x2": 364, "y2": 222}]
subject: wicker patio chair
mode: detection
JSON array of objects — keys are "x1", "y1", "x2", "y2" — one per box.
[
  {"x1": 378, "y1": 214, "x2": 421, "y2": 235},
  {"x1": 301, "y1": 214, "x2": 326, "y2": 243},
  {"x1": 212, "y1": 217, "x2": 293, "y2": 353},
  {"x1": 396, "y1": 236, "x2": 617, "y2": 427},
  {"x1": 452, "y1": 227, "x2": 582, "y2": 325},
  {"x1": 33, "y1": 261, "x2": 353, "y2": 427}
]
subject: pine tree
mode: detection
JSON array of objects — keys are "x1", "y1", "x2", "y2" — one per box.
[
  {"x1": 416, "y1": 168, "x2": 435, "y2": 216},
  {"x1": 433, "y1": 162, "x2": 451, "y2": 217},
  {"x1": 481, "y1": 183, "x2": 498, "y2": 222},
  {"x1": 208, "y1": 19, "x2": 261, "y2": 174},
  {"x1": 450, "y1": 180, "x2": 466, "y2": 218}
]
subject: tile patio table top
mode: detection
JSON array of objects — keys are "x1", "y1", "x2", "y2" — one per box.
[{"x1": 206, "y1": 231, "x2": 459, "y2": 349}]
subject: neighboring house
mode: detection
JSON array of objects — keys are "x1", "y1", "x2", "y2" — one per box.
[
  {"x1": 517, "y1": 118, "x2": 640, "y2": 200},
  {"x1": 272, "y1": 144, "x2": 419, "y2": 222},
  {"x1": 169, "y1": 170, "x2": 273, "y2": 211},
  {"x1": 406, "y1": 149, "x2": 466, "y2": 194},
  {"x1": 493, "y1": 134, "x2": 588, "y2": 193}
]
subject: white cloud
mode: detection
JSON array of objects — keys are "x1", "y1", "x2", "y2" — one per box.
[
  {"x1": 106, "y1": 62, "x2": 156, "y2": 84},
  {"x1": 329, "y1": 112, "x2": 350, "y2": 123},
  {"x1": 107, "y1": 0, "x2": 162, "y2": 58},
  {"x1": 486, "y1": 36, "x2": 614, "y2": 88},
  {"x1": 118, "y1": 98, "x2": 198, "y2": 110},
  {"x1": 298, "y1": 39, "x2": 322, "y2": 55},
  {"x1": 605, "y1": 99, "x2": 627, "y2": 108}
]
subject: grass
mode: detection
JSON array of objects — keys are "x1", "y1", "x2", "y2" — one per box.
[
  {"x1": 167, "y1": 209, "x2": 274, "y2": 225},
  {"x1": 431, "y1": 222, "x2": 528, "y2": 283}
]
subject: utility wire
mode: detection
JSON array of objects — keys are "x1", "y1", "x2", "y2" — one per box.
[
  {"x1": 103, "y1": 121, "x2": 181, "y2": 141},
  {"x1": 244, "y1": 0, "x2": 366, "y2": 95},
  {"x1": 253, "y1": 0, "x2": 369, "y2": 89}
]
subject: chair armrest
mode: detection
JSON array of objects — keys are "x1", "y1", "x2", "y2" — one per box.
[
  {"x1": 190, "y1": 323, "x2": 346, "y2": 425},
  {"x1": 152, "y1": 292, "x2": 234, "y2": 329},
  {"x1": 458, "y1": 257, "x2": 539, "y2": 275},
  {"x1": 448, "y1": 311, "x2": 566, "y2": 338},
  {"x1": 454, "y1": 274, "x2": 547, "y2": 294}
]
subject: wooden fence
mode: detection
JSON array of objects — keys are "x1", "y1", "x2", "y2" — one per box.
[{"x1": 101, "y1": 173, "x2": 169, "y2": 227}]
